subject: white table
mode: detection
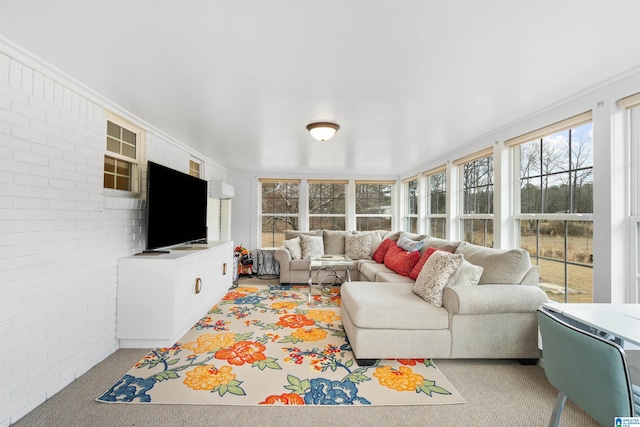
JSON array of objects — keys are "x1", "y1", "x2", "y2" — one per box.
[{"x1": 542, "y1": 303, "x2": 640, "y2": 348}]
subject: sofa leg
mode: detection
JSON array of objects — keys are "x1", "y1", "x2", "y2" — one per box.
[
  {"x1": 518, "y1": 358, "x2": 538, "y2": 366},
  {"x1": 355, "y1": 358, "x2": 379, "y2": 366}
]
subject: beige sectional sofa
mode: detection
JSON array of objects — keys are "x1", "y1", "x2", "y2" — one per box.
[{"x1": 274, "y1": 229, "x2": 549, "y2": 364}]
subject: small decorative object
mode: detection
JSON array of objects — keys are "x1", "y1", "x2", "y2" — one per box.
[{"x1": 234, "y1": 244, "x2": 254, "y2": 276}]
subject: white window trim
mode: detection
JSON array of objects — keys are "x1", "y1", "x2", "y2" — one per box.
[{"x1": 104, "y1": 110, "x2": 145, "y2": 196}]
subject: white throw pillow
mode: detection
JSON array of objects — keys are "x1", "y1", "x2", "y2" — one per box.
[
  {"x1": 284, "y1": 237, "x2": 302, "y2": 260},
  {"x1": 449, "y1": 259, "x2": 484, "y2": 287},
  {"x1": 413, "y1": 251, "x2": 463, "y2": 306},
  {"x1": 345, "y1": 233, "x2": 372, "y2": 260},
  {"x1": 299, "y1": 234, "x2": 325, "y2": 258}
]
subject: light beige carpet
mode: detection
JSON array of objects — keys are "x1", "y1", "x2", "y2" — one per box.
[{"x1": 97, "y1": 284, "x2": 464, "y2": 406}]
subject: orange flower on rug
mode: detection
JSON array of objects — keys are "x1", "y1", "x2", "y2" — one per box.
[{"x1": 97, "y1": 285, "x2": 465, "y2": 406}]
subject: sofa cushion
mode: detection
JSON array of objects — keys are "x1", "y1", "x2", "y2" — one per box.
[
  {"x1": 413, "y1": 251, "x2": 463, "y2": 306},
  {"x1": 284, "y1": 237, "x2": 302, "y2": 259},
  {"x1": 409, "y1": 246, "x2": 444, "y2": 280},
  {"x1": 372, "y1": 238, "x2": 395, "y2": 263},
  {"x1": 284, "y1": 229, "x2": 323, "y2": 240},
  {"x1": 454, "y1": 242, "x2": 532, "y2": 285},
  {"x1": 359, "y1": 260, "x2": 393, "y2": 281},
  {"x1": 382, "y1": 231, "x2": 401, "y2": 241},
  {"x1": 419, "y1": 236, "x2": 460, "y2": 254},
  {"x1": 299, "y1": 234, "x2": 325, "y2": 258},
  {"x1": 323, "y1": 230, "x2": 347, "y2": 254},
  {"x1": 384, "y1": 243, "x2": 420, "y2": 277},
  {"x1": 376, "y1": 271, "x2": 415, "y2": 283},
  {"x1": 345, "y1": 233, "x2": 372, "y2": 260},
  {"x1": 397, "y1": 235, "x2": 424, "y2": 253},
  {"x1": 341, "y1": 282, "x2": 449, "y2": 330}
]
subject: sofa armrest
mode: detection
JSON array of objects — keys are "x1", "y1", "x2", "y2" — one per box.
[
  {"x1": 442, "y1": 285, "x2": 548, "y2": 315},
  {"x1": 274, "y1": 247, "x2": 292, "y2": 284}
]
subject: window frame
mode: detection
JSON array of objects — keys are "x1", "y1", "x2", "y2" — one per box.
[
  {"x1": 456, "y1": 149, "x2": 494, "y2": 247},
  {"x1": 259, "y1": 179, "x2": 301, "y2": 248},
  {"x1": 509, "y1": 113, "x2": 594, "y2": 303},
  {"x1": 354, "y1": 180, "x2": 395, "y2": 231},
  {"x1": 423, "y1": 166, "x2": 447, "y2": 238},
  {"x1": 307, "y1": 180, "x2": 347, "y2": 231},
  {"x1": 404, "y1": 176, "x2": 419, "y2": 233},
  {"x1": 104, "y1": 111, "x2": 144, "y2": 195}
]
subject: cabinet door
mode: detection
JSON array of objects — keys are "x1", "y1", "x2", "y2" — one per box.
[
  {"x1": 194, "y1": 252, "x2": 217, "y2": 315},
  {"x1": 174, "y1": 256, "x2": 199, "y2": 338}
]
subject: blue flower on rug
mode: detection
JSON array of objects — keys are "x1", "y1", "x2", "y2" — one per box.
[
  {"x1": 98, "y1": 374, "x2": 156, "y2": 402},
  {"x1": 304, "y1": 378, "x2": 371, "y2": 405}
]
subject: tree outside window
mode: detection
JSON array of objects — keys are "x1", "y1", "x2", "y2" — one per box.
[
  {"x1": 260, "y1": 180, "x2": 300, "y2": 248},
  {"x1": 308, "y1": 181, "x2": 346, "y2": 230},
  {"x1": 425, "y1": 168, "x2": 447, "y2": 238},
  {"x1": 461, "y1": 155, "x2": 494, "y2": 247},
  {"x1": 355, "y1": 182, "x2": 393, "y2": 231},
  {"x1": 518, "y1": 122, "x2": 593, "y2": 303}
]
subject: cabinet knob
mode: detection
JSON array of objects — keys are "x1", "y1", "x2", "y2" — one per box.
[
  {"x1": 223, "y1": 262, "x2": 227, "y2": 275},
  {"x1": 195, "y1": 277, "x2": 202, "y2": 294}
]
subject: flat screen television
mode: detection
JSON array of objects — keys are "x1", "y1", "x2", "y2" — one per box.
[{"x1": 146, "y1": 161, "x2": 208, "y2": 251}]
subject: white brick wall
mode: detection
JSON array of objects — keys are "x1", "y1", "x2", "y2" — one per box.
[{"x1": 0, "y1": 43, "x2": 228, "y2": 426}]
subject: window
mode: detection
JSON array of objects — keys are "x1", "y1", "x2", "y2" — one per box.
[
  {"x1": 355, "y1": 181, "x2": 394, "y2": 231},
  {"x1": 308, "y1": 180, "x2": 347, "y2": 230},
  {"x1": 404, "y1": 177, "x2": 418, "y2": 233},
  {"x1": 618, "y1": 93, "x2": 640, "y2": 303},
  {"x1": 189, "y1": 159, "x2": 201, "y2": 178},
  {"x1": 260, "y1": 179, "x2": 300, "y2": 248},
  {"x1": 456, "y1": 149, "x2": 494, "y2": 247},
  {"x1": 424, "y1": 166, "x2": 447, "y2": 238},
  {"x1": 104, "y1": 112, "x2": 143, "y2": 192},
  {"x1": 508, "y1": 112, "x2": 594, "y2": 303}
]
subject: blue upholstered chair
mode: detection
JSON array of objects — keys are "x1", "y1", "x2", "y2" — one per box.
[{"x1": 537, "y1": 306, "x2": 640, "y2": 426}]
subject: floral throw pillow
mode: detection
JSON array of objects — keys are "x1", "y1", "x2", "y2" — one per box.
[
  {"x1": 345, "y1": 233, "x2": 372, "y2": 260},
  {"x1": 413, "y1": 251, "x2": 464, "y2": 306},
  {"x1": 299, "y1": 234, "x2": 325, "y2": 258}
]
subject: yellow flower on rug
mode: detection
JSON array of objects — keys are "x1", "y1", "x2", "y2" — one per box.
[
  {"x1": 184, "y1": 365, "x2": 236, "y2": 391},
  {"x1": 373, "y1": 365, "x2": 425, "y2": 392},
  {"x1": 307, "y1": 309, "x2": 340, "y2": 323},
  {"x1": 183, "y1": 332, "x2": 236, "y2": 354},
  {"x1": 291, "y1": 327, "x2": 327, "y2": 342}
]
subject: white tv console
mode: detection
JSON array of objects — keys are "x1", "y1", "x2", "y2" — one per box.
[{"x1": 116, "y1": 240, "x2": 234, "y2": 348}]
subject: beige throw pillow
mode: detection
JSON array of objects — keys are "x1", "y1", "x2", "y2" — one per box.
[
  {"x1": 299, "y1": 234, "x2": 324, "y2": 258},
  {"x1": 413, "y1": 251, "x2": 463, "y2": 306},
  {"x1": 345, "y1": 233, "x2": 372, "y2": 260},
  {"x1": 284, "y1": 237, "x2": 302, "y2": 260},
  {"x1": 449, "y1": 259, "x2": 484, "y2": 287}
]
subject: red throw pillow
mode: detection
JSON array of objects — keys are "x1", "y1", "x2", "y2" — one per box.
[
  {"x1": 409, "y1": 247, "x2": 444, "y2": 280},
  {"x1": 372, "y1": 238, "x2": 395, "y2": 264},
  {"x1": 384, "y1": 244, "x2": 420, "y2": 277}
]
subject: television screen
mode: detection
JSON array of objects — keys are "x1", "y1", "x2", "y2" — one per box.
[{"x1": 146, "y1": 161, "x2": 208, "y2": 250}]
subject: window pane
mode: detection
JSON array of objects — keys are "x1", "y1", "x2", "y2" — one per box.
[
  {"x1": 430, "y1": 218, "x2": 446, "y2": 239},
  {"x1": 262, "y1": 182, "x2": 299, "y2": 214},
  {"x1": 430, "y1": 172, "x2": 446, "y2": 215},
  {"x1": 309, "y1": 183, "x2": 345, "y2": 215},
  {"x1": 356, "y1": 184, "x2": 391, "y2": 215},
  {"x1": 104, "y1": 174, "x2": 114, "y2": 188},
  {"x1": 462, "y1": 157, "x2": 493, "y2": 215},
  {"x1": 407, "y1": 179, "x2": 418, "y2": 215},
  {"x1": 116, "y1": 176, "x2": 131, "y2": 191},
  {"x1": 542, "y1": 131, "x2": 570, "y2": 174},
  {"x1": 107, "y1": 121, "x2": 120, "y2": 138},
  {"x1": 104, "y1": 156, "x2": 116, "y2": 173},
  {"x1": 356, "y1": 217, "x2": 391, "y2": 231},
  {"x1": 309, "y1": 216, "x2": 345, "y2": 230},
  {"x1": 406, "y1": 217, "x2": 418, "y2": 234},
  {"x1": 261, "y1": 216, "x2": 298, "y2": 248},
  {"x1": 122, "y1": 143, "x2": 136, "y2": 159},
  {"x1": 106, "y1": 137, "x2": 120, "y2": 154},
  {"x1": 462, "y1": 218, "x2": 493, "y2": 247},
  {"x1": 122, "y1": 128, "x2": 136, "y2": 145}
]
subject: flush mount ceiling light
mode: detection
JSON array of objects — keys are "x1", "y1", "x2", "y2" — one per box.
[{"x1": 306, "y1": 122, "x2": 340, "y2": 142}]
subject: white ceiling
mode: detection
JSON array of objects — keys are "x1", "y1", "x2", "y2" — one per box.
[{"x1": 1, "y1": 1, "x2": 639, "y2": 177}]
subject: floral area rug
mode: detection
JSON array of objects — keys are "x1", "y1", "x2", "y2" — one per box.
[{"x1": 98, "y1": 285, "x2": 465, "y2": 406}]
